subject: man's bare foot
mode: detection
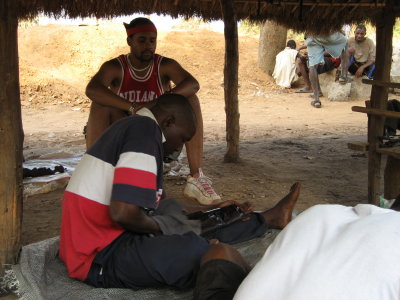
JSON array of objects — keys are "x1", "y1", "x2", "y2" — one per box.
[{"x1": 261, "y1": 182, "x2": 301, "y2": 229}]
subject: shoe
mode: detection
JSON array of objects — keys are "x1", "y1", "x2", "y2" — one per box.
[
  {"x1": 184, "y1": 169, "x2": 222, "y2": 205},
  {"x1": 310, "y1": 100, "x2": 321, "y2": 108}
]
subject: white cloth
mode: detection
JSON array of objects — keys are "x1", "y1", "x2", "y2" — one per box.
[
  {"x1": 272, "y1": 47, "x2": 299, "y2": 88},
  {"x1": 234, "y1": 204, "x2": 400, "y2": 300}
]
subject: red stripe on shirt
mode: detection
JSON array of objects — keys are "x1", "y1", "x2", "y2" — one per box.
[
  {"x1": 113, "y1": 167, "x2": 156, "y2": 190},
  {"x1": 60, "y1": 191, "x2": 124, "y2": 280}
]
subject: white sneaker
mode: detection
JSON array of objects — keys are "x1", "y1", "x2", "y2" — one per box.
[{"x1": 183, "y1": 169, "x2": 222, "y2": 205}]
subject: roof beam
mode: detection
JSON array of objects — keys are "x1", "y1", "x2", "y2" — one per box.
[{"x1": 214, "y1": 0, "x2": 389, "y2": 7}]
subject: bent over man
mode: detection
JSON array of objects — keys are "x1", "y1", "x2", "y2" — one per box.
[
  {"x1": 60, "y1": 94, "x2": 301, "y2": 291},
  {"x1": 85, "y1": 17, "x2": 220, "y2": 205}
]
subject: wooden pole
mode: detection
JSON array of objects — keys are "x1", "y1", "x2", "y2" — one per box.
[
  {"x1": 384, "y1": 156, "x2": 400, "y2": 200},
  {"x1": 368, "y1": 4, "x2": 395, "y2": 204},
  {"x1": 0, "y1": 0, "x2": 23, "y2": 275},
  {"x1": 220, "y1": 0, "x2": 240, "y2": 162}
]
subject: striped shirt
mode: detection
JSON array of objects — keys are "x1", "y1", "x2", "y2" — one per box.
[{"x1": 60, "y1": 109, "x2": 164, "y2": 280}]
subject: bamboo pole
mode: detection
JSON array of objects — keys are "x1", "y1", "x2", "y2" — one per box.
[
  {"x1": 367, "y1": 3, "x2": 395, "y2": 204},
  {"x1": 0, "y1": 1, "x2": 23, "y2": 275},
  {"x1": 220, "y1": 0, "x2": 240, "y2": 162}
]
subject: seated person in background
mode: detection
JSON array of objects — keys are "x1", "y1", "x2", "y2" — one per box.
[
  {"x1": 272, "y1": 40, "x2": 299, "y2": 88},
  {"x1": 85, "y1": 17, "x2": 221, "y2": 206},
  {"x1": 234, "y1": 203, "x2": 400, "y2": 300},
  {"x1": 347, "y1": 24, "x2": 376, "y2": 79},
  {"x1": 295, "y1": 51, "x2": 341, "y2": 95},
  {"x1": 59, "y1": 93, "x2": 301, "y2": 292}
]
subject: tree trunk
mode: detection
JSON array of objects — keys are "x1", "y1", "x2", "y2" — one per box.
[
  {"x1": 258, "y1": 20, "x2": 287, "y2": 76},
  {"x1": 0, "y1": 0, "x2": 23, "y2": 276}
]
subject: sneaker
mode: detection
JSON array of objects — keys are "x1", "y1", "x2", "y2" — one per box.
[{"x1": 183, "y1": 169, "x2": 222, "y2": 205}]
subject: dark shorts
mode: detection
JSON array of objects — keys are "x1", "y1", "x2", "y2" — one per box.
[
  {"x1": 299, "y1": 55, "x2": 335, "y2": 75},
  {"x1": 193, "y1": 259, "x2": 248, "y2": 300},
  {"x1": 315, "y1": 57, "x2": 335, "y2": 74},
  {"x1": 85, "y1": 213, "x2": 267, "y2": 290},
  {"x1": 86, "y1": 231, "x2": 211, "y2": 290},
  {"x1": 202, "y1": 212, "x2": 268, "y2": 244},
  {"x1": 348, "y1": 59, "x2": 375, "y2": 78}
]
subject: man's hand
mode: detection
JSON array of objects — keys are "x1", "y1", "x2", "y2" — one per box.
[{"x1": 355, "y1": 66, "x2": 365, "y2": 77}]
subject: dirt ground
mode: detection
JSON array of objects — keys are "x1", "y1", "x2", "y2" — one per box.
[{"x1": 19, "y1": 21, "x2": 398, "y2": 246}]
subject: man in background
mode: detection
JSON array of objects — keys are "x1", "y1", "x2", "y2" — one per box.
[
  {"x1": 84, "y1": 17, "x2": 221, "y2": 205},
  {"x1": 347, "y1": 24, "x2": 376, "y2": 79},
  {"x1": 305, "y1": 32, "x2": 348, "y2": 108},
  {"x1": 272, "y1": 40, "x2": 299, "y2": 88}
]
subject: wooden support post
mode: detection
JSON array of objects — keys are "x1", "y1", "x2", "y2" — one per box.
[
  {"x1": 384, "y1": 156, "x2": 400, "y2": 199},
  {"x1": 368, "y1": 5, "x2": 395, "y2": 205},
  {"x1": 0, "y1": 1, "x2": 23, "y2": 275},
  {"x1": 220, "y1": 0, "x2": 240, "y2": 162}
]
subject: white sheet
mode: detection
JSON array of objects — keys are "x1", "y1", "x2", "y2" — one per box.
[{"x1": 234, "y1": 204, "x2": 400, "y2": 300}]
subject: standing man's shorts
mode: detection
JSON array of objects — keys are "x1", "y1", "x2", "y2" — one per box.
[
  {"x1": 306, "y1": 32, "x2": 347, "y2": 67},
  {"x1": 86, "y1": 231, "x2": 211, "y2": 289},
  {"x1": 299, "y1": 55, "x2": 337, "y2": 75}
]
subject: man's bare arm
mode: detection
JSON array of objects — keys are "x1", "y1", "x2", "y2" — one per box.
[
  {"x1": 110, "y1": 200, "x2": 162, "y2": 235},
  {"x1": 85, "y1": 59, "x2": 132, "y2": 111},
  {"x1": 355, "y1": 59, "x2": 375, "y2": 77},
  {"x1": 161, "y1": 57, "x2": 200, "y2": 97}
]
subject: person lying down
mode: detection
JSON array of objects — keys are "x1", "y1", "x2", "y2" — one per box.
[{"x1": 233, "y1": 203, "x2": 400, "y2": 300}]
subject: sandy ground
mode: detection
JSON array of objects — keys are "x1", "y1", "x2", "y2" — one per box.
[{"x1": 18, "y1": 22, "x2": 398, "y2": 246}]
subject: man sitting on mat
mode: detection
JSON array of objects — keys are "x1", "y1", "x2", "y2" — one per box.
[{"x1": 59, "y1": 93, "x2": 301, "y2": 292}]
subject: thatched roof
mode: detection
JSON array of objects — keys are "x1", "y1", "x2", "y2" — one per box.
[{"x1": 14, "y1": 0, "x2": 400, "y2": 35}]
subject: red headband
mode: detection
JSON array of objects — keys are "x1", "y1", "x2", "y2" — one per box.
[{"x1": 125, "y1": 25, "x2": 157, "y2": 36}]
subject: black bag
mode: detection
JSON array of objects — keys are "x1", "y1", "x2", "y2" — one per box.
[{"x1": 187, "y1": 205, "x2": 244, "y2": 234}]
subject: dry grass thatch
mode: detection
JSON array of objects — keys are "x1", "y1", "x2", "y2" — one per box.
[{"x1": 8, "y1": 0, "x2": 400, "y2": 35}]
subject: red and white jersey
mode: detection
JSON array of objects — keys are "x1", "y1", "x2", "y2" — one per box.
[{"x1": 117, "y1": 54, "x2": 165, "y2": 104}]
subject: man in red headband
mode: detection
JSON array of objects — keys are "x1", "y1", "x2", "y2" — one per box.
[{"x1": 85, "y1": 17, "x2": 221, "y2": 205}]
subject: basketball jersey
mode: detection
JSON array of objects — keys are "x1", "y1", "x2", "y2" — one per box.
[{"x1": 117, "y1": 54, "x2": 165, "y2": 104}]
